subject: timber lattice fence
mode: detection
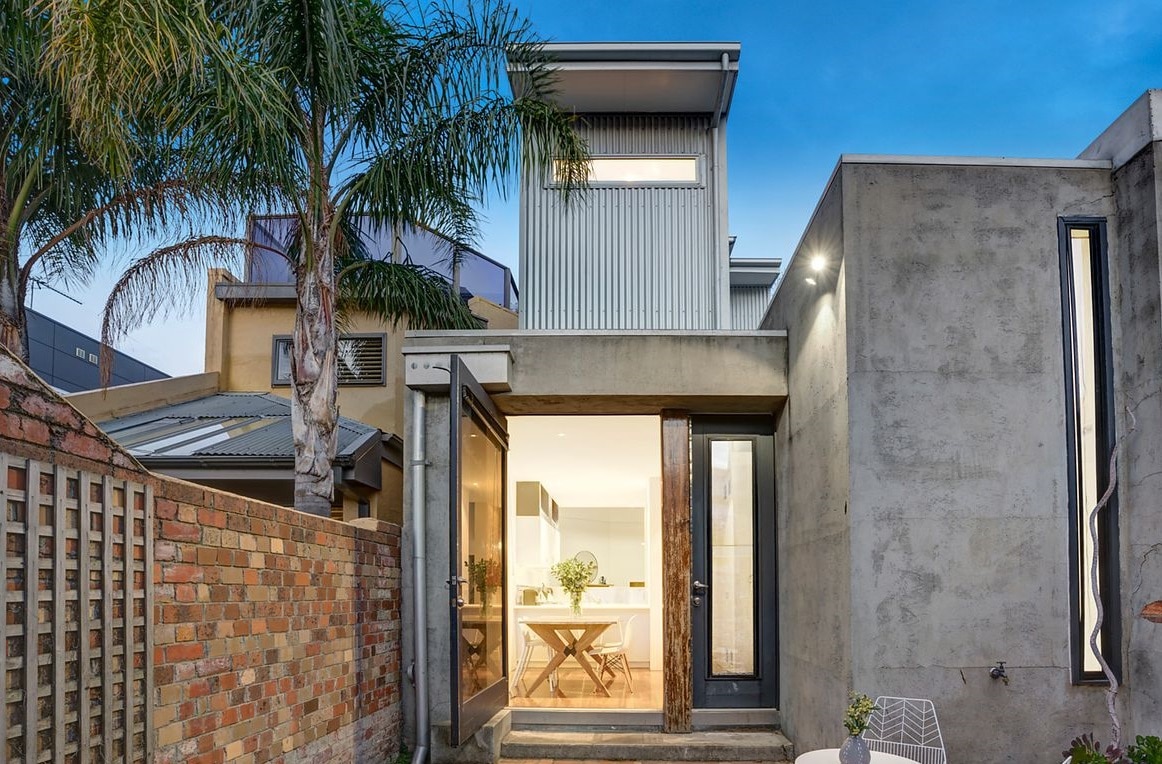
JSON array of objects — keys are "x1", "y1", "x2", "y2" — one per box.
[{"x1": 2, "y1": 454, "x2": 153, "y2": 763}]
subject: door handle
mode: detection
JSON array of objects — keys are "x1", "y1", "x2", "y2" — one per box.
[{"x1": 692, "y1": 580, "x2": 708, "y2": 593}]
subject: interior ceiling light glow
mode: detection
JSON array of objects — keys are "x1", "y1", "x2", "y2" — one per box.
[{"x1": 810, "y1": 255, "x2": 827, "y2": 272}]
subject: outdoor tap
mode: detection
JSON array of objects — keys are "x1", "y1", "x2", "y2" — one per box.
[{"x1": 990, "y1": 661, "x2": 1008, "y2": 684}]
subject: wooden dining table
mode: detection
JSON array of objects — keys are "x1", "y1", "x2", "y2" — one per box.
[{"x1": 520, "y1": 617, "x2": 617, "y2": 697}]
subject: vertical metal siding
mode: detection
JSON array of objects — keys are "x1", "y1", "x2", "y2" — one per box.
[
  {"x1": 729, "y1": 286, "x2": 771, "y2": 330},
  {"x1": 520, "y1": 115, "x2": 719, "y2": 330}
]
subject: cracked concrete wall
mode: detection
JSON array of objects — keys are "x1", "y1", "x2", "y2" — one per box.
[
  {"x1": 1109, "y1": 141, "x2": 1162, "y2": 738},
  {"x1": 763, "y1": 177, "x2": 852, "y2": 752},
  {"x1": 842, "y1": 161, "x2": 1117, "y2": 763}
]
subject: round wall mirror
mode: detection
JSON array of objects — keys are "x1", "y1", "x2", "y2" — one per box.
[{"x1": 573, "y1": 550, "x2": 598, "y2": 583}]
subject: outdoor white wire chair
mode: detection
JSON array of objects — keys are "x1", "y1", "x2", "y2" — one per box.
[{"x1": 860, "y1": 696, "x2": 947, "y2": 764}]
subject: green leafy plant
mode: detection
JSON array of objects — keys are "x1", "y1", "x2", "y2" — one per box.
[
  {"x1": 1064, "y1": 733, "x2": 1125, "y2": 764},
  {"x1": 1127, "y1": 735, "x2": 1162, "y2": 764},
  {"x1": 843, "y1": 692, "x2": 878, "y2": 737},
  {"x1": 466, "y1": 558, "x2": 500, "y2": 606},
  {"x1": 551, "y1": 557, "x2": 595, "y2": 613}
]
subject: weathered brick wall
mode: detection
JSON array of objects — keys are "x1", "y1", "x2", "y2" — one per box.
[
  {"x1": 152, "y1": 487, "x2": 401, "y2": 764},
  {"x1": 0, "y1": 349, "x2": 402, "y2": 764}
]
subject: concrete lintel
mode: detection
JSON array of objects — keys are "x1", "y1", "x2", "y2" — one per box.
[
  {"x1": 403, "y1": 349, "x2": 512, "y2": 393},
  {"x1": 407, "y1": 331, "x2": 788, "y2": 407}
]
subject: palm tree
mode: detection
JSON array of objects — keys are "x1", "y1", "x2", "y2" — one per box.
[
  {"x1": 0, "y1": 4, "x2": 213, "y2": 359},
  {"x1": 54, "y1": 0, "x2": 588, "y2": 516}
]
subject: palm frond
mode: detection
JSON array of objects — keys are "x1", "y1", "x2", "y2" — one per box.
[
  {"x1": 336, "y1": 256, "x2": 481, "y2": 331},
  {"x1": 99, "y1": 236, "x2": 245, "y2": 383}
]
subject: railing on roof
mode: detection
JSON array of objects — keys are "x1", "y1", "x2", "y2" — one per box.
[{"x1": 246, "y1": 214, "x2": 518, "y2": 311}]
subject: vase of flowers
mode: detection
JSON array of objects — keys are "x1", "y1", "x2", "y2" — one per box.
[
  {"x1": 839, "y1": 692, "x2": 878, "y2": 764},
  {"x1": 466, "y1": 558, "x2": 500, "y2": 613},
  {"x1": 551, "y1": 557, "x2": 595, "y2": 615}
]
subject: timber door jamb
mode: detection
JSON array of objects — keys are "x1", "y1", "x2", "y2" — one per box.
[{"x1": 660, "y1": 410, "x2": 692, "y2": 732}]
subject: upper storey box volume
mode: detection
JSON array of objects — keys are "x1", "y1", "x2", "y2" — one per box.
[{"x1": 508, "y1": 43, "x2": 741, "y2": 331}]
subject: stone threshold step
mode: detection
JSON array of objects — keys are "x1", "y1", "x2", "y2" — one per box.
[{"x1": 499, "y1": 730, "x2": 795, "y2": 762}]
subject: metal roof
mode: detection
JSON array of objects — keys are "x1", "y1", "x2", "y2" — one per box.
[
  {"x1": 98, "y1": 392, "x2": 380, "y2": 464},
  {"x1": 508, "y1": 42, "x2": 740, "y2": 117}
]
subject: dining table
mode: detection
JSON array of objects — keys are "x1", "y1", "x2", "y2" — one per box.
[
  {"x1": 794, "y1": 750, "x2": 918, "y2": 764},
  {"x1": 519, "y1": 617, "x2": 617, "y2": 697}
]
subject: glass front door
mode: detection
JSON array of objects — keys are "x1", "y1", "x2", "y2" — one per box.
[
  {"x1": 691, "y1": 416, "x2": 776, "y2": 708},
  {"x1": 449, "y1": 356, "x2": 508, "y2": 744}
]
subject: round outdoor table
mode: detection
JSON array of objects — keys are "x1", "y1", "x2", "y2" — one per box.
[{"x1": 794, "y1": 750, "x2": 918, "y2": 764}]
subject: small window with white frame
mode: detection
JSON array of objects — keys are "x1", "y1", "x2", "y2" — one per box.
[
  {"x1": 272, "y1": 334, "x2": 387, "y2": 387},
  {"x1": 553, "y1": 155, "x2": 701, "y2": 186}
]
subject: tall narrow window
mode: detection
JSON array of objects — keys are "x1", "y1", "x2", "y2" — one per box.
[{"x1": 1059, "y1": 218, "x2": 1120, "y2": 682}]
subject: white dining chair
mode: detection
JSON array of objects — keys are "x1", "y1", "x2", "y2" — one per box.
[
  {"x1": 861, "y1": 696, "x2": 947, "y2": 764},
  {"x1": 589, "y1": 614, "x2": 636, "y2": 692},
  {"x1": 510, "y1": 622, "x2": 556, "y2": 694}
]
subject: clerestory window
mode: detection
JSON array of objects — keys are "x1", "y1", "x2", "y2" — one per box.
[
  {"x1": 1058, "y1": 217, "x2": 1120, "y2": 683},
  {"x1": 553, "y1": 155, "x2": 701, "y2": 186}
]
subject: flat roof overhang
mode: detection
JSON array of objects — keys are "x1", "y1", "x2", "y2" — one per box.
[
  {"x1": 403, "y1": 329, "x2": 787, "y2": 415},
  {"x1": 730, "y1": 258, "x2": 782, "y2": 288},
  {"x1": 508, "y1": 42, "x2": 740, "y2": 118}
]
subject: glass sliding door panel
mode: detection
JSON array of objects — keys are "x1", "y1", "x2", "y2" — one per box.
[
  {"x1": 709, "y1": 439, "x2": 756, "y2": 676},
  {"x1": 459, "y1": 415, "x2": 505, "y2": 702}
]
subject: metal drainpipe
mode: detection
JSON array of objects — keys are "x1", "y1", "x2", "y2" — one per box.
[{"x1": 410, "y1": 389, "x2": 430, "y2": 764}]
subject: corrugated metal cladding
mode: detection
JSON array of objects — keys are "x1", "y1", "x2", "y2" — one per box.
[
  {"x1": 730, "y1": 286, "x2": 771, "y2": 330},
  {"x1": 521, "y1": 115, "x2": 720, "y2": 330}
]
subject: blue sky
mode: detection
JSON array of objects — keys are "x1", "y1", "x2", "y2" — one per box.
[{"x1": 29, "y1": 0, "x2": 1162, "y2": 377}]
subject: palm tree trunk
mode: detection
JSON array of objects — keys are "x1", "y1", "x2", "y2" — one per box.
[
  {"x1": 0, "y1": 237, "x2": 26, "y2": 361},
  {"x1": 291, "y1": 215, "x2": 339, "y2": 517}
]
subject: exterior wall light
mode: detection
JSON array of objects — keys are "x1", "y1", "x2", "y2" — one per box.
[{"x1": 810, "y1": 255, "x2": 827, "y2": 272}]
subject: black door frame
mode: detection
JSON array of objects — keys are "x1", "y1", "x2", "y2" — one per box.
[
  {"x1": 690, "y1": 415, "x2": 777, "y2": 708},
  {"x1": 448, "y1": 356, "x2": 509, "y2": 745}
]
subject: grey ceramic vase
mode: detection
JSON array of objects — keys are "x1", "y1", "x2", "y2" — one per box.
[{"x1": 838, "y1": 735, "x2": 870, "y2": 764}]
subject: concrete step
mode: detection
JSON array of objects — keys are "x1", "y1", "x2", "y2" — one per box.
[{"x1": 499, "y1": 729, "x2": 795, "y2": 762}]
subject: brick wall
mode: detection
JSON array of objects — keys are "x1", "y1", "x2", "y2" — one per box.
[
  {"x1": 151, "y1": 481, "x2": 401, "y2": 764},
  {"x1": 0, "y1": 349, "x2": 402, "y2": 764}
]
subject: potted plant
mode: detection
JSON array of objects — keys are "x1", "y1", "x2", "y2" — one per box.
[
  {"x1": 551, "y1": 557, "x2": 595, "y2": 615},
  {"x1": 839, "y1": 692, "x2": 878, "y2": 764},
  {"x1": 1063, "y1": 734, "x2": 1162, "y2": 764}
]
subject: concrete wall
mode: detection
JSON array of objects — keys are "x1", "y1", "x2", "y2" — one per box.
[
  {"x1": 762, "y1": 176, "x2": 853, "y2": 751},
  {"x1": 1106, "y1": 141, "x2": 1162, "y2": 737},
  {"x1": 842, "y1": 159, "x2": 1117, "y2": 763},
  {"x1": 769, "y1": 157, "x2": 1138, "y2": 760}
]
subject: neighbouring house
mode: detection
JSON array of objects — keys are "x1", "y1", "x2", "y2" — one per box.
[
  {"x1": 399, "y1": 42, "x2": 1161, "y2": 764},
  {"x1": 76, "y1": 390, "x2": 393, "y2": 513},
  {"x1": 25, "y1": 307, "x2": 169, "y2": 392},
  {"x1": 68, "y1": 221, "x2": 516, "y2": 523}
]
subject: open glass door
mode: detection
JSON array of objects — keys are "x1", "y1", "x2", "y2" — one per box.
[
  {"x1": 691, "y1": 416, "x2": 776, "y2": 708},
  {"x1": 449, "y1": 356, "x2": 508, "y2": 745}
]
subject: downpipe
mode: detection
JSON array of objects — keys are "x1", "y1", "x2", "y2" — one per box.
[{"x1": 410, "y1": 389, "x2": 430, "y2": 764}]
